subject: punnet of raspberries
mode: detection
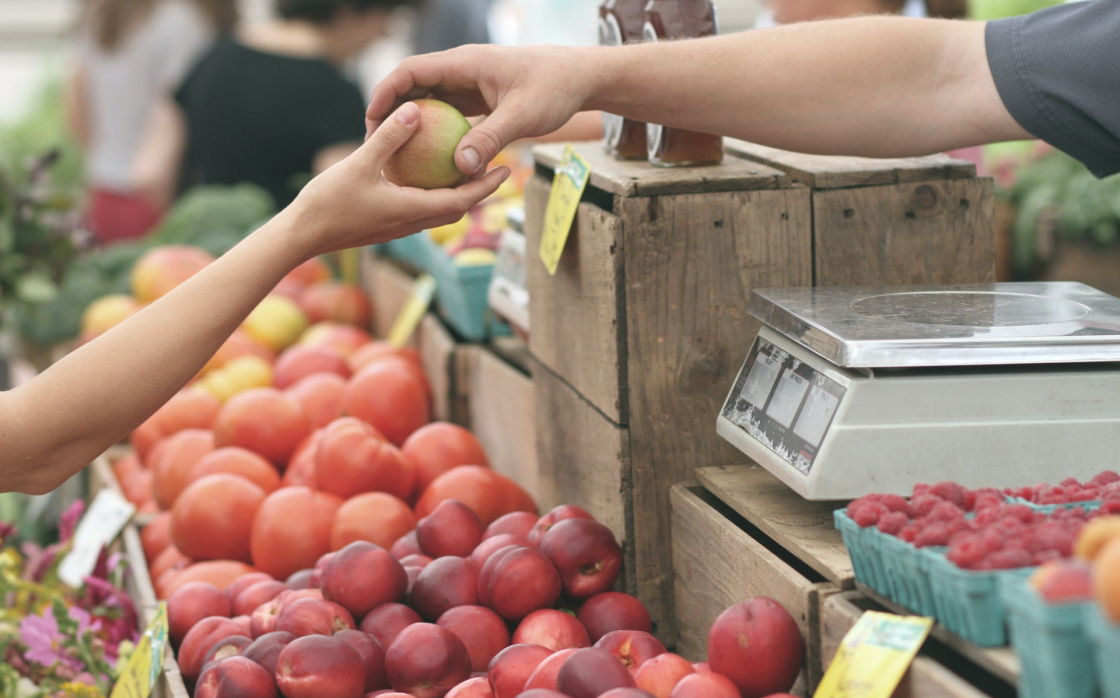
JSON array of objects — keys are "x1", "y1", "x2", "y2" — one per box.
[{"x1": 846, "y1": 474, "x2": 1120, "y2": 571}]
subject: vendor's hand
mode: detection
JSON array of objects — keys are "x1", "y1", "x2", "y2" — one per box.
[
  {"x1": 366, "y1": 45, "x2": 596, "y2": 177},
  {"x1": 291, "y1": 101, "x2": 510, "y2": 258}
]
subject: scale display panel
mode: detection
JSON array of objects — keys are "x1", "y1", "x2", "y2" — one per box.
[{"x1": 721, "y1": 336, "x2": 846, "y2": 475}]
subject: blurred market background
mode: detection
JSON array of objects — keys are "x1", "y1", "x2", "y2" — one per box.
[{"x1": 0, "y1": 0, "x2": 1117, "y2": 540}]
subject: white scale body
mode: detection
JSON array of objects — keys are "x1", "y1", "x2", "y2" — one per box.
[{"x1": 716, "y1": 283, "x2": 1120, "y2": 500}]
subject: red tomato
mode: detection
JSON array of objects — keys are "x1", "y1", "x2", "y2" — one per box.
[
  {"x1": 171, "y1": 474, "x2": 266, "y2": 562},
  {"x1": 342, "y1": 362, "x2": 430, "y2": 446},
  {"x1": 250, "y1": 486, "x2": 343, "y2": 579},
  {"x1": 402, "y1": 422, "x2": 491, "y2": 496}
]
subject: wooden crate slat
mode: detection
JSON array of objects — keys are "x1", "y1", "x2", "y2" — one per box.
[
  {"x1": 417, "y1": 313, "x2": 463, "y2": 424},
  {"x1": 533, "y1": 142, "x2": 788, "y2": 197},
  {"x1": 465, "y1": 346, "x2": 538, "y2": 498},
  {"x1": 363, "y1": 249, "x2": 417, "y2": 341},
  {"x1": 697, "y1": 465, "x2": 854, "y2": 588},
  {"x1": 813, "y1": 179, "x2": 996, "y2": 286},
  {"x1": 724, "y1": 139, "x2": 976, "y2": 189},
  {"x1": 525, "y1": 176, "x2": 628, "y2": 424}
]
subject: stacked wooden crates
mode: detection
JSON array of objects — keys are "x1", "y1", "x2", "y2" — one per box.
[{"x1": 523, "y1": 141, "x2": 995, "y2": 644}]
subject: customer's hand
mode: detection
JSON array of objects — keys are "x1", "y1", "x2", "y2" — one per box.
[
  {"x1": 291, "y1": 101, "x2": 510, "y2": 258},
  {"x1": 366, "y1": 45, "x2": 597, "y2": 177}
]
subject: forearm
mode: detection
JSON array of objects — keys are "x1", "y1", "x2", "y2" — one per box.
[
  {"x1": 584, "y1": 17, "x2": 1027, "y2": 157},
  {"x1": 0, "y1": 207, "x2": 313, "y2": 493}
]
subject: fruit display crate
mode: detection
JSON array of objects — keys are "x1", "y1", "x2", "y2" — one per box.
[
  {"x1": 1087, "y1": 607, "x2": 1120, "y2": 698},
  {"x1": 525, "y1": 140, "x2": 993, "y2": 642},
  {"x1": 1002, "y1": 576, "x2": 1096, "y2": 698}
]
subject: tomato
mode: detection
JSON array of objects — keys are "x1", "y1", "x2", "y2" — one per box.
[
  {"x1": 190, "y1": 447, "x2": 281, "y2": 493},
  {"x1": 151, "y1": 429, "x2": 215, "y2": 510},
  {"x1": 159, "y1": 560, "x2": 258, "y2": 599},
  {"x1": 212, "y1": 388, "x2": 311, "y2": 466},
  {"x1": 201, "y1": 330, "x2": 276, "y2": 376},
  {"x1": 285, "y1": 373, "x2": 347, "y2": 430},
  {"x1": 119, "y1": 468, "x2": 153, "y2": 507},
  {"x1": 402, "y1": 423, "x2": 491, "y2": 496},
  {"x1": 130, "y1": 416, "x2": 163, "y2": 462},
  {"x1": 348, "y1": 343, "x2": 426, "y2": 387},
  {"x1": 315, "y1": 418, "x2": 415, "y2": 501},
  {"x1": 251, "y1": 486, "x2": 343, "y2": 579},
  {"x1": 342, "y1": 361, "x2": 430, "y2": 446},
  {"x1": 415, "y1": 466, "x2": 537, "y2": 525},
  {"x1": 141, "y1": 512, "x2": 173, "y2": 564},
  {"x1": 150, "y1": 544, "x2": 192, "y2": 581},
  {"x1": 272, "y1": 345, "x2": 350, "y2": 390},
  {"x1": 282, "y1": 430, "x2": 322, "y2": 488},
  {"x1": 157, "y1": 389, "x2": 222, "y2": 436},
  {"x1": 297, "y1": 282, "x2": 371, "y2": 327},
  {"x1": 330, "y1": 492, "x2": 417, "y2": 551},
  {"x1": 172, "y1": 474, "x2": 266, "y2": 562},
  {"x1": 283, "y1": 257, "x2": 332, "y2": 287}
]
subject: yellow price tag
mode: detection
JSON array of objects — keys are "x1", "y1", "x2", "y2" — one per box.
[
  {"x1": 539, "y1": 144, "x2": 591, "y2": 276},
  {"x1": 813, "y1": 611, "x2": 932, "y2": 698},
  {"x1": 387, "y1": 274, "x2": 437, "y2": 348},
  {"x1": 110, "y1": 603, "x2": 168, "y2": 698}
]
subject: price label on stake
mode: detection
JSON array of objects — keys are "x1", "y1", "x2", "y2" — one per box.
[
  {"x1": 539, "y1": 144, "x2": 591, "y2": 275},
  {"x1": 58, "y1": 488, "x2": 135, "y2": 588},
  {"x1": 387, "y1": 273, "x2": 437, "y2": 347},
  {"x1": 110, "y1": 603, "x2": 169, "y2": 698},
  {"x1": 813, "y1": 611, "x2": 933, "y2": 698}
]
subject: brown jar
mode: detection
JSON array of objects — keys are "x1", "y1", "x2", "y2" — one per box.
[
  {"x1": 600, "y1": 0, "x2": 649, "y2": 159},
  {"x1": 643, "y1": 0, "x2": 723, "y2": 167}
]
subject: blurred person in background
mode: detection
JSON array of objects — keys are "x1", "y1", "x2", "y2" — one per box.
[
  {"x1": 414, "y1": 0, "x2": 492, "y2": 53},
  {"x1": 134, "y1": 0, "x2": 416, "y2": 210},
  {"x1": 66, "y1": 0, "x2": 237, "y2": 243}
]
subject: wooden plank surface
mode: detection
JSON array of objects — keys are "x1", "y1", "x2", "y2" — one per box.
[
  {"x1": 533, "y1": 142, "x2": 788, "y2": 198},
  {"x1": 525, "y1": 175, "x2": 628, "y2": 423},
  {"x1": 671, "y1": 484, "x2": 826, "y2": 694},
  {"x1": 813, "y1": 178, "x2": 996, "y2": 286},
  {"x1": 697, "y1": 464, "x2": 854, "y2": 587},
  {"x1": 363, "y1": 250, "x2": 416, "y2": 341},
  {"x1": 724, "y1": 139, "x2": 976, "y2": 189},
  {"x1": 622, "y1": 186, "x2": 813, "y2": 646},
  {"x1": 466, "y1": 346, "x2": 539, "y2": 499},
  {"x1": 417, "y1": 313, "x2": 463, "y2": 424},
  {"x1": 821, "y1": 593, "x2": 996, "y2": 698}
]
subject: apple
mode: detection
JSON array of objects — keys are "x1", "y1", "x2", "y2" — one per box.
[
  {"x1": 484, "y1": 512, "x2": 539, "y2": 541},
  {"x1": 321, "y1": 542, "x2": 409, "y2": 618},
  {"x1": 669, "y1": 674, "x2": 740, "y2": 698},
  {"x1": 436, "y1": 605, "x2": 510, "y2": 672},
  {"x1": 512, "y1": 610, "x2": 591, "y2": 652},
  {"x1": 528, "y1": 506, "x2": 594, "y2": 547},
  {"x1": 385, "y1": 623, "x2": 472, "y2": 698},
  {"x1": 180, "y1": 617, "x2": 245, "y2": 684},
  {"x1": 335, "y1": 629, "x2": 389, "y2": 692},
  {"x1": 233, "y1": 581, "x2": 289, "y2": 617},
  {"x1": 524, "y1": 648, "x2": 578, "y2": 691},
  {"x1": 486, "y1": 644, "x2": 553, "y2": 698},
  {"x1": 169, "y1": 582, "x2": 232, "y2": 647},
  {"x1": 361, "y1": 603, "x2": 422, "y2": 651},
  {"x1": 243, "y1": 631, "x2": 296, "y2": 676},
  {"x1": 539, "y1": 519, "x2": 622, "y2": 599},
  {"x1": 470, "y1": 534, "x2": 532, "y2": 569},
  {"x1": 634, "y1": 654, "x2": 694, "y2": 698},
  {"x1": 412, "y1": 556, "x2": 480, "y2": 621},
  {"x1": 594, "y1": 631, "x2": 666, "y2": 672},
  {"x1": 417, "y1": 500, "x2": 485, "y2": 559},
  {"x1": 276, "y1": 597, "x2": 356, "y2": 637},
  {"x1": 445, "y1": 677, "x2": 494, "y2": 698},
  {"x1": 276, "y1": 635, "x2": 366, "y2": 698},
  {"x1": 196, "y1": 656, "x2": 278, "y2": 698},
  {"x1": 577, "y1": 593, "x2": 652, "y2": 643},
  {"x1": 556, "y1": 648, "x2": 636, "y2": 698},
  {"x1": 383, "y1": 100, "x2": 471, "y2": 190},
  {"x1": 480, "y1": 546, "x2": 562, "y2": 622},
  {"x1": 706, "y1": 599, "x2": 803, "y2": 698}
]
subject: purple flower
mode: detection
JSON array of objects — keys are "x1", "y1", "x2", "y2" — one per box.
[
  {"x1": 81, "y1": 576, "x2": 140, "y2": 650},
  {"x1": 59, "y1": 501, "x2": 85, "y2": 544},
  {"x1": 19, "y1": 611, "x2": 82, "y2": 671},
  {"x1": 0, "y1": 519, "x2": 16, "y2": 543}
]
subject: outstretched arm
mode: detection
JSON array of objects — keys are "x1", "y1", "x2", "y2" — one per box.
[
  {"x1": 367, "y1": 17, "x2": 1028, "y2": 176},
  {"x1": 0, "y1": 102, "x2": 509, "y2": 495}
]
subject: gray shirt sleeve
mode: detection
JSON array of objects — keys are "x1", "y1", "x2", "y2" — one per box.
[{"x1": 986, "y1": 0, "x2": 1120, "y2": 178}]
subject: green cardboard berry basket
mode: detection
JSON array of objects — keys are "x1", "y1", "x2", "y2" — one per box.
[
  {"x1": 923, "y1": 548, "x2": 1034, "y2": 646},
  {"x1": 1088, "y1": 607, "x2": 1120, "y2": 698}
]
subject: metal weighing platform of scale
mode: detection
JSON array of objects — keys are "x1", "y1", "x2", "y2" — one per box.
[{"x1": 716, "y1": 282, "x2": 1120, "y2": 500}]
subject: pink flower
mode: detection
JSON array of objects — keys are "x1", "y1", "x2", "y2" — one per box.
[
  {"x1": 19, "y1": 611, "x2": 82, "y2": 671},
  {"x1": 0, "y1": 519, "x2": 16, "y2": 543},
  {"x1": 59, "y1": 500, "x2": 85, "y2": 544}
]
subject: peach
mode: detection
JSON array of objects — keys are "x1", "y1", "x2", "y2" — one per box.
[
  {"x1": 436, "y1": 605, "x2": 510, "y2": 672},
  {"x1": 180, "y1": 617, "x2": 245, "y2": 684},
  {"x1": 196, "y1": 656, "x2": 278, "y2": 698},
  {"x1": 392, "y1": 531, "x2": 422, "y2": 559},
  {"x1": 400, "y1": 554, "x2": 434, "y2": 568},
  {"x1": 483, "y1": 512, "x2": 539, "y2": 541},
  {"x1": 523, "y1": 648, "x2": 578, "y2": 692},
  {"x1": 706, "y1": 598, "x2": 802, "y2": 698},
  {"x1": 274, "y1": 345, "x2": 351, "y2": 390},
  {"x1": 527, "y1": 506, "x2": 594, "y2": 547},
  {"x1": 233, "y1": 581, "x2": 290, "y2": 617},
  {"x1": 228, "y1": 573, "x2": 276, "y2": 601},
  {"x1": 321, "y1": 542, "x2": 409, "y2": 618},
  {"x1": 481, "y1": 546, "x2": 562, "y2": 622},
  {"x1": 513, "y1": 610, "x2": 590, "y2": 652},
  {"x1": 1031, "y1": 559, "x2": 1093, "y2": 602},
  {"x1": 470, "y1": 535, "x2": 531, "y2": 569},
  {"x1": 276, "y1": 635, "x2": 366, "y2": 698},
  {"x1": 201, "y1": 635, "x2": 253, "y2": 668},
  {"x1": 168, "y1": 582, "x2": 232, "y2": 647},
  {"x1": 233, "y1": 615, "x2": 253, "y2": 636},
  {"x1": 298, "y1": 282, "x2": 372, "y2": 327},
  {"x1": 383, "y1": 100, "x2": 471, "y2": 190},
  {"x1": 412, "y1": 556, "x2": 480, "y2": 621},
  {"x1": 287, "y1": 570, "x2": 315, "y2": 590},
  {"x1": 601, "y1": 690, "x2": 654, "y2": 698},
  {"x1": 556, "y1": 647, "x2": 635, "y2": 698},
  {"x1": 518, "y1": 691, "x2": 569, "y2": 698},
  {"x1": 445, "y1": 677, "x2": 494, "y2": 698},
  {"x1": 335, "y1": 629, "x2": 390, "y2": 692},
  {"x1": 361, "y1": 603, "x2": 422, "y2": 650},
  {"x1": 277, "y1": 597, "x2": 356, "y2": 637},
  {"x1": 692, "y1": 664, "x2": 710, "y2": 674},
  {"x1": 385, "y1": 623, "x2": 472, "y2": 698},
  {"x1": 251, "y1": 598, "x2": 284, "y2": 638},
  {"x1": 131, "y1": 245, "x2": 214, "y2": 303},
  {"x1": 594, "y1": 631, "x2": 666, "y2": 673},
  {"x1": 487, "y1": 644, "x2": 553, "y2": 698},
  {"x1": 539, "y1": 519, "x2": 622, "y2": 600},
  {"x1": 634, "y1": 654, "x2": 695, "y2": 698},
  {"x1": 243, "y1": 631, "x2": 297, "y2": 676},
  {"x1": 417, "y1": 500, "x2": 485, "y2": 559},
  {"x1": 669, "y1": 674, "x2": 740, "y2": 698},
  {"x1": 577, "y1": 593, "x2": 652, "y2": 643}
]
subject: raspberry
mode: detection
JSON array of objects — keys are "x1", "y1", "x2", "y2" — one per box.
[
  {"x1": 982, "y1": 547, "x2": 1033, "y2": 570},
  {"x1": 909, "y1": 495, "x2": 942, "y2": 518},
  {"x1": 929, "y1": 482, "x2": 966, "y2": 509},
  {"x1": 929, "y1": 501, "x2": 966, "y2": 522},
  {"x1": 915, "y1": 522, "x2": 952, "y2": 548},
  {"x1": 912, "y1": 483, "x2": 931, "y2": 497},
  {"x1": 899, "y1": 524, "x2": 920, "y2": 543},
  {"x1": 1100, "y1": 500, "x2": 1120, "y2": 515},
  {"x1": 948, "y1": 535, "x2": 988, "y2": 569},
  {"x1": 876, "y1": 511, "x2": 909, "y2": 536},
  {"x1": 1091, "y1": 471, "x2": 1120, "y2": 487},
  {"x1": 1061, "y1": 477, "x2": 1081, "y2": 488},
  {"x1": 1007, "y1": 504, "x2": 1035, "y2": 524},
  {"x1": 850, "y1": 502, "x2": 887, "y2": 528},
  {"x1": 878, "y1": 494, "x2": 911, "y2": 516},
  {"x1": 1025, "y1": 521, "x2": 1073, "y2": 555}
]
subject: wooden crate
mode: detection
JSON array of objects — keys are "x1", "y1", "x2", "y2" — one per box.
[
  {"x1": 670, "y1": 483, "x2": 838, "y2": 695},
  {"x1": 525, "y1": 141, "x2": 994, "y2": 643}
]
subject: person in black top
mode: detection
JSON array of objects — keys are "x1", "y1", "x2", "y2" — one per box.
[{"x1": 134, "y1": 0, "x2": 415, "y2": 209}]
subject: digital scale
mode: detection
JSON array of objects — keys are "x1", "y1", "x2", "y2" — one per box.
[{"x1": 716, "y1": 282, "x2": 1120, "y2": 500}]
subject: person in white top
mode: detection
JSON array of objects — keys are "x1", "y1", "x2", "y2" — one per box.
[{"x1": 66, "y1": 0, "x2": 236, "y2": 243}]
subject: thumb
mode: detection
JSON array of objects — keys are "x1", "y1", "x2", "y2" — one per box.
[
  {"x1": 455, "y1": 108, "x2": 521, "y2": 176},
  {"x1": 360, "y1": 102, "x2": 421, "y2": 171}
]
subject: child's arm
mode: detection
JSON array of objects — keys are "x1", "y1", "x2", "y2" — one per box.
[{"x1": 0, "y1": 102, "x2": 508, "y2": 495}]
